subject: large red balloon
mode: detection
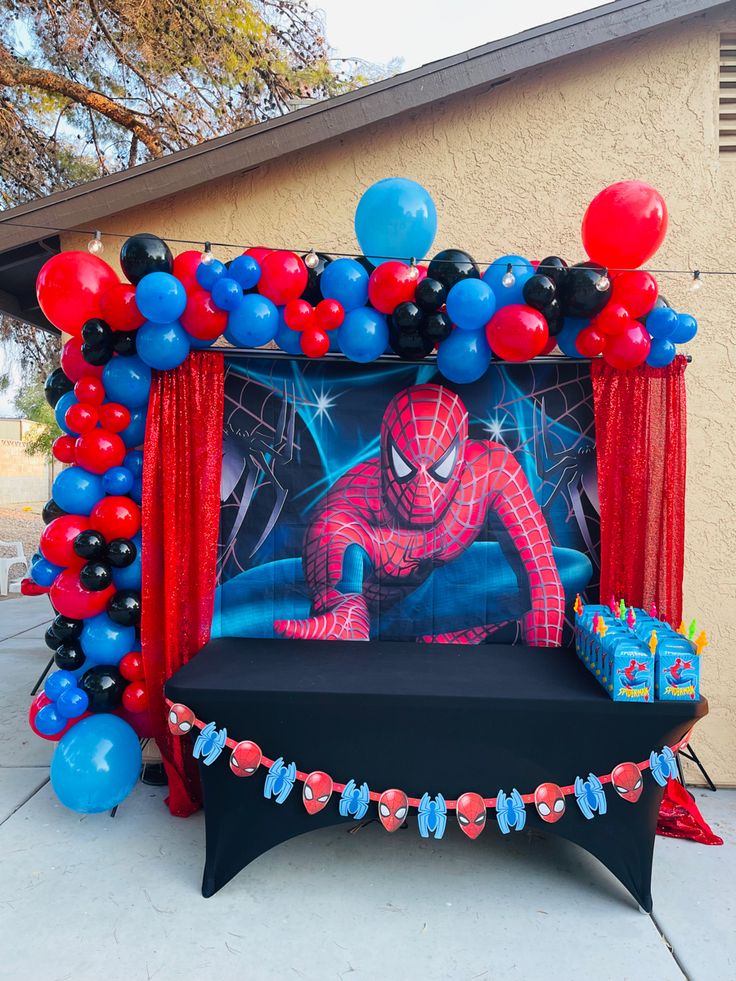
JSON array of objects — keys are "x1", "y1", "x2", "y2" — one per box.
[
  {"x1": 244, "y1": 247, "x2": 272, "y2": 265},
  {"x1": 60, "y1": 337, "x2": 104, "y2": 382},
  {"x1": 90, "y1": 496, "x2": 141, "y2": 540},
  {"x1": 50, "y1": 567, "x2": 115, "y2": 619},
  {"x1": 100, "y1": 283, "x2": 145, "y2": 332},
  {"x1": 180, "y1": 289, "x2": 228, "y2": 340},
  {"x1": 603, "y1": 321, "x2": 652, "y2": 369},
  {"x1": 75, "y1": 429, "x2": 126, "y2": 474},
  {"x1": 582, "y1": 181, "x2": 668, "y2": 270},
  {"x1": 172, "y1": 250, "x2": 204, "y2": 293},
  {"x1": 258, "y1": 251, "x2": 308, "y2": 305},
  {"x1": 37, "y1": 251, "x2": 119, "y2": 336},
  {"x1": 485, "y1": 305, "x2": 549, "y2": 362},
  {"x1": 610, "y1": 270, "x2": 659, "y2": 319},
  {"x1": 40, "y1": 514, "x2": 90, "y2": 567},
  {"x1": 368, "y1": 261, "x2": 417, "y2": 314}
]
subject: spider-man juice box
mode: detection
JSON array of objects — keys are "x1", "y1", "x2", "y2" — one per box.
[
  {"x1": 574, "y1": 606, "x2": 654, "y2": 701},
  {"x1": 627, "y1": 613, "x2": 700, "y2": 701}
]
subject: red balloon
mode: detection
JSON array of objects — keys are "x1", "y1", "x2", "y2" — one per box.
[
  {"x1": 368, "y1": 261, "x2": 418, "y2": 314},
  {"x1": 284, "y1": 299, "x2": 314, "y2": 332},
  {"x1": 258, "y1": 251, "x2": 308, "y2": 305},
  {"x1": 415, "y1": 264, "x2": 429, "y2": 283},
  {"x1": 610, "y1": 270, "x2": 659, "y2": 319},
  {"x1": 100, "y1": 283, "x2": 145, "y2": 332},
  {"x1": 64, "y1": 401, "x2": 98, "y2": 434},
  {"x1": 604, "y1": 321, "x2": 652, "y2": 369},
  {"x1": 172, "y1": 250, "x2": 203, "y2": 293},
  {"x1": 36, "y1": 251, "x2": 119, "y2": 336},
  {"x1": 119, "y1": 651, "x2": 145, "y2": 682},
  {"x1": 582, "y1": 181, "x2": 668, "y2": 269},
  {"x1": 90, "y1": 496, "x2": 141, "y2": 540},
  {"x1": 122, "y1": 682, "x2": 149, "y2": 713},
  {"x1": 594, "y1": 302, "x2": 630, "y2": 337},
  {"x1": 486, "y1": 305, "x2": 549, "y2": 362},
  {"x1": 98, "y1": 402, "x2": 131, "y2": 433},
  {"x1": 50, "y1": 567, "x2": 115, "y2": 619},
  {"x1": 300, "y1": 328, "x2": 330, "y2": 358},
  {"x1": 576, "y1": 325, "x2": 606, "y2": 358},
  {"x1": 244, "y1": 247, "x2": 272, "y2": 265},
  {"x1": 52, "y1": 435, "x2": 77, "y2": 464},
  {"x1": 315, "y1": 299, "x2": 344, "y2": 331},
  {"x1": 74, "y1": 376, "x2": 105, "y2": 405},
  {"x1": 540, "y1": 335, "x2": 557, "y2": 356},
  {"x1": 21, "y1": 578, "x2": 48, "y2": 596},
  {"x1": 40, "y1": 514, "x2": 90, "y2": 567},
  {"x1": 180, "y1": 288, "x2": 228, "y2": 340},
  {"x1": 75, "y1": 429, "x2": 126, "y2": 474},
  {"x1": 60, "y1": 337, "x2": 104, "y2": 382}
]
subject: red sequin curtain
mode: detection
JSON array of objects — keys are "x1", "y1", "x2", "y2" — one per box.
[
  {"x1": 141, "y1": 352, "x2": 224, "y2": 816},
  {"x1": 591, "y1": 355, "x2": 687, "y2": 626}
]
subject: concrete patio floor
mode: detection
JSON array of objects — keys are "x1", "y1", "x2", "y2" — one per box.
[{"x1": 1, "y1": 595, "x2": 733, "y2": 981}]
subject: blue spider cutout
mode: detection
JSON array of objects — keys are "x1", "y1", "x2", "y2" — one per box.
[
  {"x1": 264, "y1": 756, "x2": 297, "y2": 803},
  {"x1": 418, "y1": 793, "x2": 447, "y2": 839},
  {"x1": 495, "y1": 789, "x2": 526, "y2": 834},
  {"x1": 339, "y1": 779, "x2": 370, "y2": 819},
  {"x1": 192, "y1": 722, "x2": 227, "y2": 766},
  {"x1": 574, "y1": 773, "x2": 607, "y2": 819},
  {"x1": 650, "y1": 747, "x2": 677, "y2": 787}
]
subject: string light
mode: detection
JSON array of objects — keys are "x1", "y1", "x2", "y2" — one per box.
[
  {"x1": 87, "y1": 230, "x2": 103, "y2": 255},
  {"x1": 409, "y1": 257, "x2": 420, "y2": 280},
  {"x1": 595, "y1": 269, "x2": 611, "y2": 292},
  {"x1": 200, "y1": 241, "x2": 215, "y2": 266},
  {"x1": 501, "y1": 263, "x2": 516, "y2": 288},
  {"x1": 690, "y1": 270, "x2": 703, "y2": 292},
  {"x1": 304, "y1": 249, "x2": 320, "y2": 270}
]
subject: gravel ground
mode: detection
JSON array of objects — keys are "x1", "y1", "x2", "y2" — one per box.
[{"x1": 0, "y1": 503, "x2": 44, "y2": 597}]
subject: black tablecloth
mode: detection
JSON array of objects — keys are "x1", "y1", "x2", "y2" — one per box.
[{"x1": 166, "y1": 638, "x2": 707, "y2": 907}]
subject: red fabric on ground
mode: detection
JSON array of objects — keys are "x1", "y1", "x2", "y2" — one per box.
[{"x1": 656, "y1": 778, "x2": 723, "y2": 845}]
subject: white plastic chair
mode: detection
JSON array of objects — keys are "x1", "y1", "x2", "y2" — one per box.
[{"x1": 0, "y1": 541, "x2": 28, "y2": 596}]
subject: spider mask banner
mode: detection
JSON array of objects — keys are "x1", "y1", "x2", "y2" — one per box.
[{"x1": 214, "y1": 358, "x2": 598, "y2": 646}]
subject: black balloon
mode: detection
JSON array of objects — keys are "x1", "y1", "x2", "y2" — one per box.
[
  {"x1": 44, "y1": 623, "x2": 61, "y2": 651},
  {"x1": 44, "y1": 368, "x2": 73, "y2": 409},
  {"x1": 388, "y1": 323, "x2": 433, "y2": 360},
  {"x1": 391, "y1": 301, "x2": 425, "y2": 332},
  {"x1": 120, "y1": 233, "x2": 173, "y2": 284},
  {"x1": 522, "y1": 274, "x2": 556, "y2": 311},
  {"x1": 112, "y1": 330, "x2": 138, "y2": 357},
  {"x1": 81, "y1": 340, "x2": 114, "y2": 366},
  {"x1": 427, "y1": 249, "x2": 480, "y2": 290},
  {"x1": 42, "y1": 499, "x2": 67, "y2": 525},
  {"x1": 80, "y1": 561, "x2": 113, "y2": 592},
  {"x1": 415, "y1": 277, "x2": 447, "y2": 313},
  {"x1": 82, "y1": 318, "x2": 112, "y2": 346},
  {"x1": 107, "y1": 589, "x2": 141, "y2": 627},
  {"x1": 73, "y1": 530, "x2": 107, "y2": 561},
  {"x1": 53, "y1": 614, "x2": 83, "y2": 642},
  {"x1": 301, "y1": 252, "x2": 333, "y2": 304},
  {"x1": 80, "y1": 665, "x2": 126, "y2": 713},
  {"x1": 536, "y1": 256, "x2": 569, "y2": 287},
  {"x1": 107, "y1": 538, "x2": 137, "y2": 569},
  {"x1": 559, "y1": 262, "x2": 611, "y2": 318},
  {"x1": 54, "y1": 642, "x2": 86, "y2": 672},
  {"x1": 422, "y1": 311, "x2": 453, "y2": 345},
  {"x1": 541, "y1": 298, "x2": 564, "y2": 336}
]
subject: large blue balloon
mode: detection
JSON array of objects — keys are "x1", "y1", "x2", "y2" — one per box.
[
  {"x1": 53, "y1": 466, "x2": 105, "y2": 515},
  {"x1": 112, "y1": 533, "x2": 141, "y2": 591},
  {"x1": 446, "y1": 279, "x2": 496, "y2": 331},
  {"x1": 30, "y1": 556, "x2": 63, "y2": 587},
  {"x1": 670, "y1": 313, "x2": 698, "y2": 344},
  {"x1": 482, "y1": 255, "x2": 535, "y2": 307},
  {"x1": 647, "y1": 337, "x2": 677, "y2": 367},
  {"x1": 136, "y1": 320, "x2": 191, "y2": 370},
  {"x1": 320, "y1": 258, "x2": 369, "y2": 312},
  {"x1": 103, "y1": 356, "x2": 152, "y2": 408},
  {"x1": 338, "y1": 307, "x2": 389, "y2": 363},
  {"x1": 50, "y1": 714, "x2": 142, "y2": 814},
  {"x1": 54, "y1": 391, "x2": 77, "y2": 436},
  {"x1": 226, "y1": 294, "x2": 279, "y2": 347},
  {"x1": 437, "y1": 329, "x2": 491, "y2": 384},
  {"x1": 136, "y1": 272, "x2": 187, "y2": 324},
  {"x1": 555, "y1": 318, "x2": 589, "y2": 358},
  {"x1": 355, "y1": 177, "x2": 437, "y2": 266},
  {"x1": 81, "y1": 613, "x2": 136, "y2": 666}
]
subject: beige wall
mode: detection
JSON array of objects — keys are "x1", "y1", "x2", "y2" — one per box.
[{"x1": 66, "y1": 11, "x2": 736, "y2": 783}]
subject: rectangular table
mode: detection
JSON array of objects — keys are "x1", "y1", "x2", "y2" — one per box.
[{"x1": 166, "y1": 637, "x2": 707, "y2": 908}]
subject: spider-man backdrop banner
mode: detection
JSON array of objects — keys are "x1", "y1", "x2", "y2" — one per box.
[{"x1": 213, "y1": 357, "x2": 599, "y2": 647}]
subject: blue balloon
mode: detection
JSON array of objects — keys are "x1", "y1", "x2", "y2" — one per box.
[
  {"x1": 227, "y1": 294, "x2": 279, "y2": 347},
  {"x1": 437, "y1": 329, "x2": 491, "y2": 384},
  {"x1": 81, "y1": 613, "x2": 136, "y2": 666},
  {"x1": 212, "y1": 276, "x2": 244, "y2": 312},
  {"x1": 189, "y1": 334, "x2": 217, "y2": 349},
  {"x1": 56, "y1": 687, "x2": 89, "y2": 720},
  {"x1": 136, "y1": 272, "x2": 187, "y2": 324},
  {"x1": 228, "y1": 255, "x2": 261, "y2": 290},
  {"x1": 320, "y1": 258, "x2": 369, "y2": 312},
  {"x1": 54, "y1": 391, "x2": 77, "y2": 435},
  {"x1": 120, "y1": 408, "x2": 147, "y2": 448},
  {"x1": 646, "y1": 337, "x2": 677, "y2": 367},
  {"x1": 103, "y1": 466, "x2": 134, "y2": 496},
  {"x1": 131, "y1": 476, "x2": 143, "y2": 506},
  {"x1": 274, "y1": 316, "x2": 303, "y2": 354},
  {"x1": 646, "y1": 307, "x2": 678, "y2": 340},
  {"x1": 195, "y1": 258, "x2": 226, "y2": 291},
  {"x1": 482, "y1": 255, "x2": 535, "y2": 306},
  {"x1": 446, "y1": 279, "x2": 496, "y2": 331},
  {"x1": 50, "y1": 715, "x2": 142, "y2": 813},
  {"x1": 36, "y1": 704, "x2": 66, "y2": 736},
  {"x1": 354, "y1": 177, "x2": 437, "y2": 266},
  {"x1": 112, "y1": 534, "x2": 141, "y2": 591},
  {"x1": 53, "y1": 466, "x2": 105, "y2": 515},
  {"x1": 338, "y1": 307, "x2": 389, "y2": 363},
  {"x1": 30, "y1": 556, "x2": 63, "y2": 587},
  {"x1": 670, "y1": 313, "x2": 698, "y2": 344},
  {"x1": 124, "y1": 450, "x2": 144, "y2": 477},
  {"x1": 136, "y1": 321, "x2": 191, "y2": 370},
  {"x1": 555, "y1": 318, "x2": 589, "y2": 358},
  {"x1": 103, "y1": 356, "x2": 152, "y2": 408},
  {"x1": 45, "y1": 670, "x2": 77, "y2": 701}
]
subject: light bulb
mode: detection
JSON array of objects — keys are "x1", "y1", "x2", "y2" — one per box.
[
  {"x1": 304, "y1": 249, "x2": 319, "y2": 269},
  {"x1": 408, "y1": 258, "x2": 420, "y2": 280},
  {"x1": 87, "y1": 230, "x2": 103, "y2": 254},
  {"x1": 501, "y1": 263, "x2": 516, "y2": 288},
  {"x1": 595, "y1": 270, "x2": 611, "y2": 292},
  {"x1": 201, "y1": 242, "x2": 215, "y2": 265},
  {"x1": 690, "y1": 270, "x2": 702, "y2": 292}
]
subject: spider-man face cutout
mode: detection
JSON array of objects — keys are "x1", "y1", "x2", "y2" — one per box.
[
  {"x1": 380, "y1": 384, "x2": 468, "y2": 526},
  {"x1": 303, "y1": 771, "x2": 333, "y2": 814},
  {"x1": 534, "y1": 782, "x2": 566, "y2": 823},
  {"x1": 168, "y1": 703, "x2": 195, "y2": 736},
  {"x1": 378, "y1": 788, "x2": 409, "y2": 832},
  {"x1": 229, "y1": 740, "x2": 262, "y2": 777},
  {"x1": 611, "y1": 762, "x2": 643, "y2": 803},
  {"x1": 456, "y1": 792, "x2": 486, "y2": 839}
]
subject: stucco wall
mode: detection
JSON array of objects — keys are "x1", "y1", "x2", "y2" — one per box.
[{"x1": 66, "y1": 10, "x2": 736, "y2": 783}]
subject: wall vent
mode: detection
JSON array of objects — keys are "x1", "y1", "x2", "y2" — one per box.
[{"x1": 720, "y1": 35, "x2": 736, "y2": 153}]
